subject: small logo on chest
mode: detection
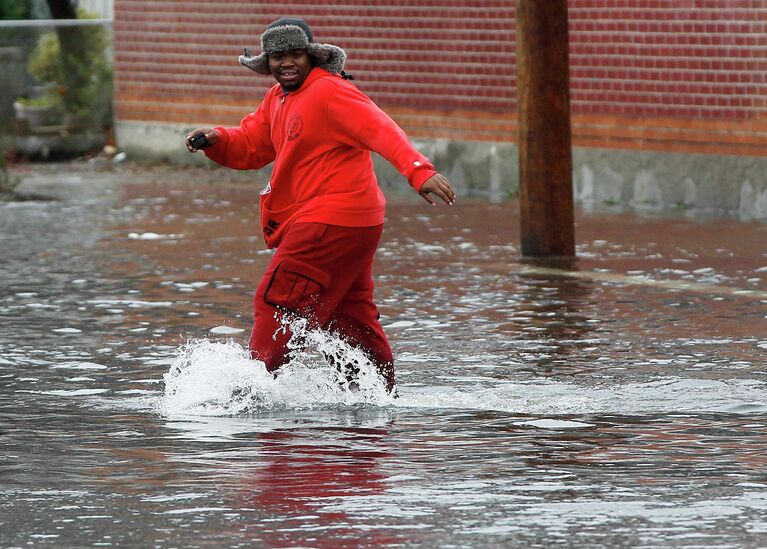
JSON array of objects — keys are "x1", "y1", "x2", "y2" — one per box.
[{"x1": 287, "y1": 114, "x2": 303, "y2": 141}]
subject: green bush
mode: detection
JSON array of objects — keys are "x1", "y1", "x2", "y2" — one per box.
[{"x1": 15, "y1": 95, "x2": 59, "y2": 108}]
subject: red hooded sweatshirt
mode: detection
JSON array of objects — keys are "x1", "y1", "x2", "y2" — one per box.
[{"x1": 204, "y1": 68, "x2": 437, "y2": 248}]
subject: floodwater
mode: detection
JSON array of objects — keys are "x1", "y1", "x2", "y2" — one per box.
[{"x1": 2, "y1": 164, "x2": 766, "y2": 547}]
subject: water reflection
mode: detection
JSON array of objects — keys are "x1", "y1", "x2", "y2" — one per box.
[
  {"x1": 236, "y1": 427, "x2": 394, "y2": 546},
  {"x1": 514, "y1": 263, "x2": 596, "y2": 374}
]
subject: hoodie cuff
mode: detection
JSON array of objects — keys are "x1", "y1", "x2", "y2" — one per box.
[
  {"x1": 203, "y1": 127, "x2": 229, "y2": 161},
  {"x1": 212, "y1": 126, "x2": 229, "y2": 148},
  {"x1": 410, "y1": 168, "x2": 437, "y2": 193}
]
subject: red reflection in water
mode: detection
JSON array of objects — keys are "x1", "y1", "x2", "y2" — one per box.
[{"x1": 234, "y1": 429, "x2": 401, "y2": 547}]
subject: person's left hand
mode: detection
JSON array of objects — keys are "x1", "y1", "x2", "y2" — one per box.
[{"x1": 419, "y1": 173, "x2": 456, "y2": 206}]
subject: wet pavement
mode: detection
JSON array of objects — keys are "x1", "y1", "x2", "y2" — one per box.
[{"x1": 1, "y1": 161, "x2": 766, "y2": 547}]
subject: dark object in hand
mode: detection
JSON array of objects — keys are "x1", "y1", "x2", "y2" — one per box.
[{"x1": 190, "y1": 133, "x2": 210, "y2": 150}]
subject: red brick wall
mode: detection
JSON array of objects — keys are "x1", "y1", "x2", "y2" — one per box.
[{"x1": 114, "y1": 0, "x2": 767, "y2": 156}]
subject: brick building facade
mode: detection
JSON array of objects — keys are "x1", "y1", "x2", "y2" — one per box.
[{"x1": 113, "y1": 0, "x2": 767, "y2": 215}]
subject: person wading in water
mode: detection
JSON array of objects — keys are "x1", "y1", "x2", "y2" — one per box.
[{"x1": 185, "y1": 17, "x2": 455, "y2": 394}]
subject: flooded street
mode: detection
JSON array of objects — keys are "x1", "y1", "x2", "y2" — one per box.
[{"x1": 2, "y1": 164, "x2": 767, "y2": 547}]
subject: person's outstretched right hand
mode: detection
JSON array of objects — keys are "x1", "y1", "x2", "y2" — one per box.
[
  {"x1": 419, "y1": 173, "x2": 456, "y2": 206},
  {"x1": 184, "y1": 128, "x2": 219, "y2": 152}
]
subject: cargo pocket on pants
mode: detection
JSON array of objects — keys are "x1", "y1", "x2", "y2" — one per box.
[{"x1": 263, "y1": 257, "x2": 331, "y2": 317}]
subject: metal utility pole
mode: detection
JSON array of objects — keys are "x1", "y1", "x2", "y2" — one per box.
[{"x1": 516, "y1": 0, "x2": 575, "y2": 257}]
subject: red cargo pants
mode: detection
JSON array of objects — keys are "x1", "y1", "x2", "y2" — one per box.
[{"x1": 249, "y1": 222, "x2": 395, "y2": 392}]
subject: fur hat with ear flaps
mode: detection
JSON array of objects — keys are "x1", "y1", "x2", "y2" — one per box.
[{"x1": 239, "y1": 17, "x2": 347, "y2": 76}]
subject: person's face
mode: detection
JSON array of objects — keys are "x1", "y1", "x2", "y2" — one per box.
[{"x1": 268, "y1": 49, "x2": 312, "y2": 91}]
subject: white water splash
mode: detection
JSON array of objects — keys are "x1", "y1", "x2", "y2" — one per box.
[{"x1": 162, "y1": 319, "x2": 395, "y2": 416}]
